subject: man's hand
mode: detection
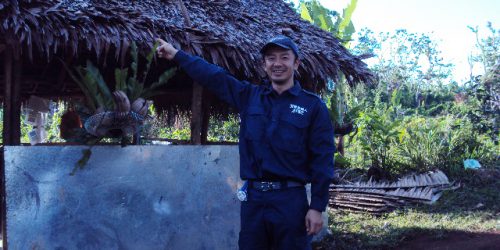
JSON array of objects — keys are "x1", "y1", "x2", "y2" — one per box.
[
  {"x1": 156, "y1": 38, "x2": 179, "y2": 60},
  {"x1": 305, "y1": 209, "x2": 323, "y2": 235}
]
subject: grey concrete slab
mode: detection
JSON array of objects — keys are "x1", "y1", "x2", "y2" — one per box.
[
  {"x1": 4, "y1": 145, "x2": 329, "y2": 250},
  {"x1": 5, "y1": 145, "x2": 242, "y2": 250}
]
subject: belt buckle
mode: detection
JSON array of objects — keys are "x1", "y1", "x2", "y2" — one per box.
[{"x1": 260, "y1": 181, "x2": 280, "y2": 192}]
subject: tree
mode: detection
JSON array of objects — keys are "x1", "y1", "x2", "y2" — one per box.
[
  {"x1": 296, "y1": 0, "x2": 360, "y2": 156},
  {"x1": 352, "y1": 28, "x2": 454, "y2": 110},
  {"x1": 464, "y1": 23, "x2": 499, "y2": 143}
]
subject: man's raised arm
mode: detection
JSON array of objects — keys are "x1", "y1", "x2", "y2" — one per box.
[{"x1": 156, "y1": 38, "x2": 251, "y2": 110}]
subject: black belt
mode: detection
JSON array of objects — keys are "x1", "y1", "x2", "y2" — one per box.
[{"x1": 248, "y1": 180, "x2": 304, "y2": 192}]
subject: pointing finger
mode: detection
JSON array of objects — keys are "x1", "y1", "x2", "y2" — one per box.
[{"x1": 156, "y1": 38, "x2": 167, "y2": 46}]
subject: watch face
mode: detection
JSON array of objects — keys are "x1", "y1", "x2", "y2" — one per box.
[{"x1": 237, "y1": 190, "x2": 247, "y2": 201}]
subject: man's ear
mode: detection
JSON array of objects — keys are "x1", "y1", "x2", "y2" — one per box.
[{"x1": 294, "y1": 59, "x2": 300, "y2": 70}]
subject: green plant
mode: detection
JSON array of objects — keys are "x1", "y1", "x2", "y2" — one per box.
[
  {"x1": 65, "y1": 42, "x2": 176, "y2": 113},
  {"x1": 355, "y1": 107, "x2": 402, "y2": 171},
  {"x1": 208, "y1": 115, "x2": 240, "y2": 142},
  {"x1": 398, "y1": 116, "x2": 450, "y2": 172}
]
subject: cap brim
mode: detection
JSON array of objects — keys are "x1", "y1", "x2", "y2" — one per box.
[{"x1": 260, "y1": 42, "x2": 292, "y2": 54}]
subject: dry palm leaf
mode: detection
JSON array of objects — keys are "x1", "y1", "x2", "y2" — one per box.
[{"x1": 329, "y1": 170, "x2": 459, "y2": 213}]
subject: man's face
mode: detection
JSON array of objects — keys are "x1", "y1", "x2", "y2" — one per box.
[{"x1": 262, "y1": 47, "x2": 299, "y2": 85}]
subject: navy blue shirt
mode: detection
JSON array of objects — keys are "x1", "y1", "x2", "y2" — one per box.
[{"x1": 174, "y1": 50, "x2": 335, "y2": 212}]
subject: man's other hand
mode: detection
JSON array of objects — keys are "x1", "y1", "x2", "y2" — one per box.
[
  {"x1": 305, "y1": 209, "x2": 323, "y2": 235},
  {"x1": 156, "y1": 38, "x2": 178, "y2": 60}
]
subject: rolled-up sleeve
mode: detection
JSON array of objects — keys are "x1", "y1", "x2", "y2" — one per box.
[{"x1": 308, "y1": 101, "x2": 335, "y2": 212}]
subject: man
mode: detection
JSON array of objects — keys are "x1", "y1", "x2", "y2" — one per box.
[{"x1": 156, "y1": 35, "x2": 334, "y2": 250}]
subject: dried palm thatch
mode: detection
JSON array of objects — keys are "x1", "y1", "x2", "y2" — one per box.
[
  {"x1": 329, "y1": 170, "x2": 460, "y2": 214},
  {"x1": 0, "y1": 0, "x2": 374, "y2": 101}
]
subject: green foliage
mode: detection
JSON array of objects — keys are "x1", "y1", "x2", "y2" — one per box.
[
  {"x1": 208, "y1": 115, "x2": 239, "y2": 142},
  {"x1": 353, "y1": 102, "x2": 402, "y2": 170},
  {"x1": 298, "y1": 0, "x2": 357, "y2": 45},
  {"x1": 65, "y1": 42, "x2": 176, "y2": 112},
  {"x1": 398, "y1": 117, "x2": 450, "y2": 172},
  {"x1": 64, "y1": 61, "x2": 113, "y2": 112},
  {"x1": 352, "y1": 29, "x2": 454, "y2": 110},
  {"x1": 337, "y1": 25, "x2": 499, "y2": 177},
  {"x1": 297, "y1": 0, "x2": 362, "y2": 146},
  {"x1": 336, "y1": 0, "x2": 357, "y2": 45},
  {"x1": 468, "y1": 22, "x2": 499, "y2": 75},
  {"x1": 142, "y1": 110, "x2": 240, "y2": 143}
]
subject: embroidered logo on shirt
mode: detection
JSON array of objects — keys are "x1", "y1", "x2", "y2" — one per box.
[{"x1": 290, "y1": 104, "x2": 307, "y2": 115}]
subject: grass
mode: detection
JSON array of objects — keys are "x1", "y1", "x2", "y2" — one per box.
[{"x1": 315, "y1": 168, "x2": 500, "y2": 250}]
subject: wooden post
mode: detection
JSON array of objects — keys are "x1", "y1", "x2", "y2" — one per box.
[
  {"x1": 201, "y1": 95, "x2": 211, "y2": 144},
  {"x1": 2, "y1": 46, "x2": 21, "y2": 146},
  {"x1": 1, "y1": 44, "x2": 13, "y2": 250},
  {"x1": 12, "y1": 51, "x2": 22, "y2": 145},
  {"x1": 0, "y1": 149, "x2": 5, "y2": 250},
  {"x1": 177, "y1": 0, "x2": 205, "y2": 145},
  {"x1": 3, "y1": 47, "x2": 13, "y2": 145},
  {"x1": 190, "y1": 84, "x2": 203, "y2": 144}
]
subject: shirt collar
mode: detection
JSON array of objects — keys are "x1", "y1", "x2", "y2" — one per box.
[
  {"x1": 263, "y1": 80, "x2": 302, "y2": 96},
  {"x1": 288, "y1": 80, "x2": 302, "y2": 96}
]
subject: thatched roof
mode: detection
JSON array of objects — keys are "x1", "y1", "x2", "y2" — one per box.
[{"x1": 0, "y1": 0, "x2": 373, "y2": 102}]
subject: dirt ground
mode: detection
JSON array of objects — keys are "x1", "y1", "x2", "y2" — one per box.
[
  {"x1": 313, "y1": 230, "x2": 500, "y2": 250},
  {"x1": 394, "y1": 230, "x2": 500, "y2": 250}
]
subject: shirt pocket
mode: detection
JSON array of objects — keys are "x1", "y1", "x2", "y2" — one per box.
[
  {"x1": 244, "y1": 105, "x2": 267, "y2": 141},
  {"x1": 274, "y1": 114, "x2": 309, "y2": 152}
]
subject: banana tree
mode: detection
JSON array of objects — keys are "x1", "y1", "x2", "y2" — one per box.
[{"x1": 300, "y1": 0, "x2": 361, "y2": 155}]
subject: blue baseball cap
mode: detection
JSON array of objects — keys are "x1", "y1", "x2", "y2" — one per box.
[{"x1": 260, "y1": 35, "x2": 300, "y2": 58}]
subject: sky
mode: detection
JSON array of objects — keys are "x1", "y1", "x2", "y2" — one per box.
[{"x1": 295, "y1": 0, "x2": 500, "y2": 83}]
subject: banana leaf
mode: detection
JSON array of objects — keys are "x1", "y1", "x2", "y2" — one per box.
[
  {"x1": 85, "y1": 60, "x2": 114, "y2": 109},
  {"x1": 115, "y1": 68, "x2": 129, "y2": 92}
]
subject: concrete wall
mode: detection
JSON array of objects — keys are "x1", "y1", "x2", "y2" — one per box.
[
  {"x1": 4, "y1": 145, "x2": 328, "y2": 250},
  {"x1": 5, "y1": 146, "x2": 242, "y2": 250}
]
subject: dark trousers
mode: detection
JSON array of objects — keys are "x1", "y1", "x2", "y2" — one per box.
[{"x1": 238, "y1": 186, "x2": 312, "y2": 250}]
